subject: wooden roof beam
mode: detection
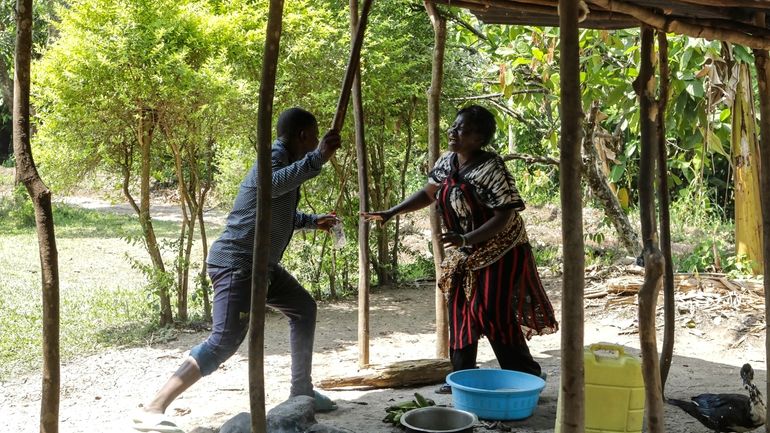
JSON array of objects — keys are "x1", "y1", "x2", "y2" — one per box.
[
  {"x1": 587, "y1": 0, "x2": 770, "y2": 49},
  {"x1": 675, "y1": 0, "x2": 770, "y2": 9},
  {"x1": 435, "y1": 0, "x2": 558, "y2": 15}
]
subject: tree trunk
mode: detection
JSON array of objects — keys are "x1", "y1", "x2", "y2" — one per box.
[
  {"x1": 329, "y1": 247, "x2": 337, "y2": 299},
  {"x1": 195, "y1": 140, "x2": 214, "y2": 322},
  {"x1": 731, "y1": 62, "x2": 764, "y2": 275},
  {"x1": 0, "y1": 55, "x2": 12, "y2": 111},
  {"x1": 581, "y1": 101, "x2": 640, "y2": 256},
  {"x1": 558, "y1": 1, "x2": 585, "y2": 432},
  {"x1": 350, "y1": 0, "x2": 371, "y2": 368},
  {"x1": 392, "y1": 98, "x2": 416, "y2": 279},
  {"x1": 317, "y1": 358, "x2": 452, "y2": 389},
  {"x1": 656, "y1": 31, "x2": 675, "y2": 394},
  {"x1": 636, "y1": 25, "x2": 665, "y2": 433},
  {"x1": 136, "y1": 108, "x2": 172, "y2": 325},
  {"x1": 369, "y1": 120, "x2": 392, "y2": 286},
  {"x1": 13, "y1": 1, "x2": 61, "y2": 432},
  {"x1": 166, "y1": 135, "x2": 197, "y2": 322},
  {"x1": 0, "y1": 51, "x2": 12, "y2": 162},
  {"x1": 367, "y1": 115, "x2": 388, "y2": 285},
  {"x1": 424, "y1": 0, "x2": 448, "y2": 359},
  {"x1": 249, "y1": 1, "x2": 284, "y2": 432},
  {"x1": 751, "y1": 14, "x2": 770, "y2": 429}
]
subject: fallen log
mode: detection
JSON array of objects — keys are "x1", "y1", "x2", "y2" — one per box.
[{"x1": 317, "y1": 358, "x2": 452, "y2": 390}]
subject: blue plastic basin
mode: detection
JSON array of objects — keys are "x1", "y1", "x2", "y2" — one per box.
[{"x1": 446, "y1": 368, "x2": 545, "y2": 421}]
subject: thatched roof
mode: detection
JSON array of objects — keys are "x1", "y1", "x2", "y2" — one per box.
[{"x1": 433, "y1": 0, "x2": 770, "y2": 49}]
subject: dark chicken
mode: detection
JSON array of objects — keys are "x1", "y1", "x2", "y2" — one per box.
[{"x1": 668, "y1": 363, "x2": 765, "y2": 432}]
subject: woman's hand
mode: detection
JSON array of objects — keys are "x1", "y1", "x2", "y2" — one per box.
[
  {"x1": 440, "y1": 231, "x2": 467, "y2": 248},
  {"x1": 315, "y1": 214, "x2": 339, "y2": 232},
  {"x1": 360, "y1": 210, "x2": 394, "y2": 225}
]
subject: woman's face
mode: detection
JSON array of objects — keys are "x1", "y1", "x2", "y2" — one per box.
[{"x1": 447, "y1": 113, "x2": 485, "y2": 154}]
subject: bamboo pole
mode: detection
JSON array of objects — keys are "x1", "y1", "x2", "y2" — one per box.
[
  {"x1": 424, "y1": 0, "x2": 449, "y2": 359},
  {"x1": 752, "y1": 14, "x2": 770, "y2": 433},
  {"x1": 333, "y1": 0, "x2": 374, "y2": 131},
  {"x1": 636, "y1": 25, "x2": 665, "y2": 433},
  {"x1": 13, "y1": 1, "x2": 61, "y2": 432},
  {"x1": 587, "y1": 0, "x2": 770, "y2": 50},
  {"x1": 558, "y1": 0, "x2": 585, "y2": 432},
  {"x1": 249, "y1": 0, "x2": 284, "y2": 431},
  {"x1": 349, "y1": 0, "x2": 372, "y2": 369},
  {"x1": 656, "y1": 31, "x2": 675, "y2": 394}
]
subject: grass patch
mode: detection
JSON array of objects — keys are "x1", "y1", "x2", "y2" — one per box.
[
  {"x1": 0, "y1": 198, "x2": 212, "y2": 379},
  {"x1": 0, "y1": 193, "x2": 179, "y2": 238}
]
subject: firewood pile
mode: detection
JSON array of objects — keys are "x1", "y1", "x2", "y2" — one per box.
[{"x1": 584, "y1": 264, "x2": 766, "y2": 344}]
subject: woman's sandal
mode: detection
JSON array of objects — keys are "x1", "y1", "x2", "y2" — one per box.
[{"x1": 435, "y1": 383, "x2": 452, "y2": 394}]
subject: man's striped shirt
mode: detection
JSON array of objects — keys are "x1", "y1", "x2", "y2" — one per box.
[{"x1": 207, "y1": 139, "x2": 323, "y2": 270}]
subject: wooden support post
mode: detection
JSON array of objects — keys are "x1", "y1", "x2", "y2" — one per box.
[
  {"x1": 752, "y1": 13, "x2": 770, "y2": 433},
  {"x1": 333, "y1": 0, "x2": 374, "y2": 131},
  {"x1": 424, "y1": 0, "x2": 449, "y2": 359},
  {"x1": 349, "y1": 0, "x2": 371, "y2": 369},
  {"x1": 249, "y1": 0, "x2": 284, "y2": 431},
  {"x1": 656, "y1": 31, "x2": 675, "y2": 394},
  {"x1": 558, "y1": 0, "x2": 585, "y2": 432},
  {"x1": 636, "y1": 25, "x2": 665, "y2": 433},
  {"x1": 13, "y1": 1, "x2": 61, "y2": 432}
]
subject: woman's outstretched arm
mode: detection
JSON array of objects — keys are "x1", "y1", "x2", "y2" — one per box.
[{"x1": 361, "y1": 183, "x2": 439, "y2": 224}]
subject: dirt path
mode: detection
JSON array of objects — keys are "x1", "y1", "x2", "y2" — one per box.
[
  {"x1": 2, "y1": 183, "x2": 765, "y2": 432},
  {"x1": 2, "y1": 279, "x2": 766, "y2": 433}
]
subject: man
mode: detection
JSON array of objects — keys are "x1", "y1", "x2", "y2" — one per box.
[{"x1": 133, "y1": 107, "x2": 341, "y2": 432}]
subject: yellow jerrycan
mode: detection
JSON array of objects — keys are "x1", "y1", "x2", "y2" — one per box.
[{"x1": 554, "y1": 343, "x2": 645, "y2": 433}]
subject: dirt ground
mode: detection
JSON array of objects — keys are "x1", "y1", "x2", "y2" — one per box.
[
  {"x1": 0, "y1": 184, "x2": 766, "y2": 432},
  {"x1": 2, "y1": 275, "x2": 766, "y2": 433}
]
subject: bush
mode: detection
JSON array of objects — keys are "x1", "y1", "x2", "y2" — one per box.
[{"x1": 0, "y1": 185, "x2": 36, "y2": 229}]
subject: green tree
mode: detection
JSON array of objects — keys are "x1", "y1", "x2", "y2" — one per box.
[{"x1": 33, "y1": 0, "x2": 259, "y2": 324}]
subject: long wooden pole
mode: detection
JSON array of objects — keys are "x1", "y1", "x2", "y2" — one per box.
[
  {"x1": 558, "y1": 0, "x2": 585, "y2": 431},
  {"x1": 349, "y1": 0, "x2": 372, "y2": 369},
  {"x1": 637, "y1": 25, "x2": 665, "y2": 433},
  {"x1": 656, "y1": 30, "x2": 675, "y2": 394},
  {"x1": 752, "y1": 13, "x2": 770, "y2": 433},
  {"x1": 587, "y1": 0, "x2": 770, "y2": 50},
  {"x1": 424, "y1": 0, "x2": 449, "y2": 359},
  {"x1": 249, "y1": 0, "x2": 284, "y2": 431},
  {"x1": 14, "y1": 1, "x2": 61, "y2": 432},
  {"x1": 333, "y1": 0, "x2": 374, "y2": 131}
]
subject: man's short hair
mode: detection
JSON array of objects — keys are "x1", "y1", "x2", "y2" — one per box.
[{"x1": 277, "y1": 108, "x2": 317, "y2": 140}]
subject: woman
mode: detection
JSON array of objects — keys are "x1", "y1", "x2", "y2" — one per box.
[{"x1": 362, "y1": 105, "x2": 557, "y2": 393}]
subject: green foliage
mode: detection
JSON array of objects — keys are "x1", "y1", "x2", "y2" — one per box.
[
  {"x1": 383, "y1": 393, "x2": 435, "y2": 425},
  {"x1": 672, "y1": 237, "x2": 753, "y2": 277},
  {"x1": 532, "y1": 244, "x2": 561, "y2": 271},
  {"x1": 397, "y1": 254, "x2": 436, "y2": 282},
  {"x1": 0, "y1": 184, "x2": 36, "y2": 229}
]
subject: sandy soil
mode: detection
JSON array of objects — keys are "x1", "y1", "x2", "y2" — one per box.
[
  {"x1": 0, "y1": 181, "x2": 765, "y2": 432},
  {"x1": 2, "y1": 275, "x2": 766, "y2": 433}
]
